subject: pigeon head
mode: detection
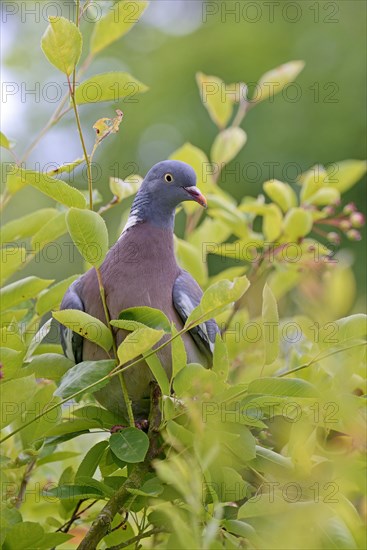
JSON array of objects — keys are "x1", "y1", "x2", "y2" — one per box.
[
  {"x1": 123, "y1": 160, "x2": 207, "y2": 232},
  {"x1": 143, "y1": 160, "x2": 207, "y2": 208}
]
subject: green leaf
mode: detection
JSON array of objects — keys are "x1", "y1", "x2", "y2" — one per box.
[
  {"x1": 196, "y1": 72, "x2": 234, "y2": 128},
  {"x1": 262, "y1": 283, "x2": 279, "y2": 365},
  {"x1": 211, "y1": 127, "x2": 247, "y2": 166},
  {"x1": 250, "y1": 445, "x2": 294, "y2": 476},
  {"x1": 90, "y1": 0, "x2": 149, "y2": 55},
  {"x1": 0, "y1": 246, "x2": 27, "y2": 285},
  {"x1": 2, "y1": 521, "x2": 72, "y2": 550},
  {"x1": 0, "y1": 208, "x2": 59, "y2": 242},
  {"x1": 283, "y1": 207, "x2": 313, "y2": 241},
  {"x1": 114, "y1": 306, "x2": 171, "y2": 332},
  {"x1": 0, "y1": 309, "x2": 28, "y2": 325},
  {"x1": 66, "y1": 207, "x2": 108, "y2": 267},
  {"x1": 53, "y1": 309, "x2": 113, "y2": 353},
  {"x1": 0, "y1": 376, "x2": 37, "y2": 429},
  {"x1": 36, "y1": 274, "x2": 80, "y2": 316},
  {"x1": 263, "y1": 204, "x2": 283, "y2": 241},
  {"x1": 185, "y1": 275, "x2": 250, "y2": 329},
  {"x1": 263, "y1": 179, "x2": 297, "y2": 213},
  {"x1": 248, "y1": 378, "x2": 319, "y2": 398},
  {"x1": 41, "y1": 16, "x2": 82, "y2": 76},
  {"x1": 116, "y1": 327, "x2": 165, "y2": 365},
  {"x1": 46, "y1": 158, "x2": 84, "y2": 176},
  {"x1": 31, "y1": 211, "x2": 67, "y2": 250},
  {"x1": 256, "y1": 60, "x2": 305, "y2": 103},
  {"x1": 0, "y1": 276, "x2": 53, "y2": 311},
  {"x1": 322, "y1": 517, "x2": 358, "y2": 549},
  {"x1": 45, "y1": 418, "x2": 102, "y2": 438},
  {"x1": 109, "y1": 174, "x2": 142, "y2": 201},
  {"x1": 144, "y1": 353, "x2": 170, "y2": 396},
  {"x1": 212, "y1": 333, "x2": 229, "y2": 381},
  {"x1": 28, "y1": 353, "x2": 74, "y2": 381},
  {"x1": 54, "y1": 359, "x2": 116, "y2": 398},
  {"x1": 109, "y1": 427, "x2": 149, "y2": 463},
  {"x1": 75, "y1": 440, "x2": 109, "y2": 480},
  {"x1": 326, "y1": 159, "x2": 367, "y2": 193},
  {"x1": 43, "y1": 484, "x2": 104, "y2": 500},
  {"x1": 75, "y1": 72, "x2": 148, "y2": 104},
  {"x1": 9, "y1": 168, "x2": 86, "y2": 207},
  {"x1": 318, "y1": 313, "x2": 367, "y2": 349}
]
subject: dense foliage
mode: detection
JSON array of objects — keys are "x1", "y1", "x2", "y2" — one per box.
[{"x1": 0, "y1": 2, "x2": 366, "y2": 549}]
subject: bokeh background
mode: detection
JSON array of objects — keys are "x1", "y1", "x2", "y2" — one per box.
[{"x1": 1, "y1": 0, "x2": 366, "y2": 299}]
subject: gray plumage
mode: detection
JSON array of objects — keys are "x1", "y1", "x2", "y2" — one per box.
[{"x1": 59, "y1": 160, "x2": 219, "y2": 421}]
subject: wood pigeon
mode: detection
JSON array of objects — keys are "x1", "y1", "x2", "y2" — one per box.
[{"x1": 60, "y1": 160, "x2": 219, "y2": 420}]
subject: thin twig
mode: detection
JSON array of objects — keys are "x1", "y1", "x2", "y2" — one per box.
[
  {"x1": 106, "y1": 527, "x2": 166, "y2": 550},
  {"x1": 56, "y1": 499, "x2": 98, "y2": 533},
  {"x1": 14, "y1": 458, "x2": 36, "y2": 509},
  {"x1": 77, "y1": 384, "x2": 163, "y2": 550}
]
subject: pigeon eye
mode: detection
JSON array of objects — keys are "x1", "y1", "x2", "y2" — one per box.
[{"x1": 164, "y1": 173, "x2": 173, "y2": 183}]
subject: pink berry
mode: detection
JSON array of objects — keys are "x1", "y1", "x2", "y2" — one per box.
[
  {"x1": 343, "y1": 203, "x2": 357, "y2": 215},
  {"x1": 347, "y1": 229, "x2": 362, "y2": 241},
  {"x1": 350, "y1": 212, "x2": 365, "y2": 228},
  {"x1": 327, "y1": 232, "x2": 340, "y2": 245},
  {"x1": 339, "y1": 219, "x2": 351, "y2": 231}
]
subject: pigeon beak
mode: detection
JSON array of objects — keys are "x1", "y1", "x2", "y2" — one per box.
[{"x1": 183, "y1": 186, "x2": 207, "y2": 208}]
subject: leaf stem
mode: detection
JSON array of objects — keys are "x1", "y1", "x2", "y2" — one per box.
[{"x1": 68, "y1": 74, "x2": 93, "y2": 210}]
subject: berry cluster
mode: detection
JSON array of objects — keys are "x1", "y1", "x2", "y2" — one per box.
[{"x1": 315, "y1": 203, "x2": 365, "y2": 245}]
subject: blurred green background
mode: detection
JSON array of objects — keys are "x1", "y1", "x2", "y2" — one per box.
[{"x1": 1, "y1": 0, "x2": 366, "y2": 296}]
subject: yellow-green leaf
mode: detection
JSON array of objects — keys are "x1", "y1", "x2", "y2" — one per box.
[
  {"x1": 299, "y1": 165, "x2": 327, "y2": 202},
  {"x1": 0, "y1": 276, "x2": 54, "y2": 311},
  {"x1": 0, "y1": 246, "x2": 27, "y2": 285},
  {"x1": 263, "y1": 180, "x2": 297, "y2": 213},
  {"x1": 211, "y1": 127, "x2": 247, "y2": 166},
  {"x1": 41, "y1": 16, "x2": 82, "y2": 76},
  {"x1": 306, "y1": 187, "x2": 340, "y2": 206},
  {"x1": 283, "y1": 207, "x2": 313, "y2": 241},
  {"x1": 31, "y1": 211, "x2": 67, "y2": 250},
  {"x1": 53, "y1": 309, "x2": 113, "y2": 353},
  {"x1": 36, "y1": 275, "x2": 80, "y2": 316},
  {"x1": 0, "y1": 208, "x2": 58, "y2": 242},
  {"x1": 109, "y1": 174, "x2": 142, "y2": 201},
  {"x1": 75, "y1": 73, "x2": 148, "y2": 105},
  {"x1": 174, "y1": 236, "x2": 208, "y2": 287},
  {"x1": 256, "y1": 60, "x2": 305, "y2": 103},
  {"x1": 263, "y1": 204, "x2": 283, "y2": 241},
  {"x1": 213, "y1": 333, "x2": 229, "y2": 381},
  {"x1": 117, "y1": 327, "x2": 165, "y2": 366},
  {"x1": 66, "y1": 208, "x2": 109, "y2": 268},
  {"x1": 326, "y1": 159, "x2": 367, "y2": 193},
  {"x1": 90, "y1": 0, "x2": 149, "y2": 55},
  {"x1": 196, "y1": 72, "x2": 234, "y2": 129},
  {"x1": 185, "y1": 275, "x2": 250, "y2": 329},
  {"x1": 46, "y1": 158, "x2": 84, "y2": 176},
  {"x1": 8, "y1": 168, "x2": 86, "y2": 208},
  {"x1": 262, "y1": 283, "x2": 279, "y2": 365},
  {"x1": 144, "y1": 353, "x2": 170, "y2": 396}
]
